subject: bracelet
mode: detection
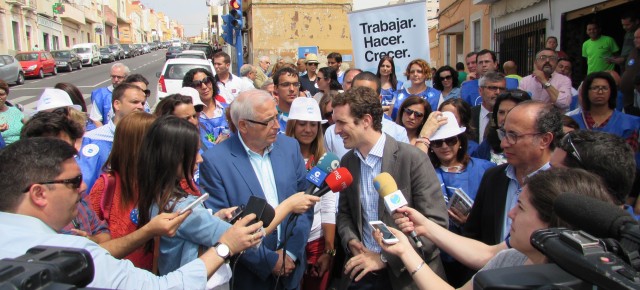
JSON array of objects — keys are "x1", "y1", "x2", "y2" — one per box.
[
  {"x1": 323, "y1": 249, "x2": 336, "y2": 257},
  {"x1": 410, "y1": 261, "x2": 425, "y2": 276}
]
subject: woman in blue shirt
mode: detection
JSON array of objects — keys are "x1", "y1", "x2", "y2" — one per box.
[
  {"x1": 183, "y1": 68, "x2": 229, "y2": 149},
  {"x1": 391, "y1": 59, "x2": 441, "y2": 120},
  {"x1": 433, "y1": 65, "x2": 461, "y2": 102},
  {"x1": 377, "y1": 56, "x2": 403, "y2": 109}
]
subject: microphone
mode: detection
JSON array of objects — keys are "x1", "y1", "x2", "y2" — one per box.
[
  {"x1": 313, "y1": 167, "x2": 353, "y2": 197},
  {"x1": 373, "y1": 172, "x2": 423, "y2": 248},
  {"x1": 554, "y1": 193, "x2": 638, "y2": 240},
  {"x1": 304, "y1": 152, "x2": 341, "y2": 195}
]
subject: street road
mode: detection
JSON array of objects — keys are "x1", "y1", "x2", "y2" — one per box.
[{"x1": 7, "y1": 49, "x2": 167, "y2": 114}]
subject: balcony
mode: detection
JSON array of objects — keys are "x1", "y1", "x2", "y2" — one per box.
[
  {"x1": 22, "y1": 0, "x2": 37, "y2": 11},
  {"x1": 6, "y1": 0, "x2": 25, "y2": 6},
  {"x1": 83, "y1": 5, "x2": 100, "y2": 24},
  {"x1": 59, "y1": 2, "x2": 85, "y2": 25}
]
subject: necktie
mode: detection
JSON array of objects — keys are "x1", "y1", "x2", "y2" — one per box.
[{"x1": 483, "y1": 112, "x2": 493, "y2": 139}]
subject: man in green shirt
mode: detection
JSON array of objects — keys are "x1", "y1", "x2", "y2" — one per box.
[{"x1": 582, "y1": 21, "x2": 620, "y2": 74}]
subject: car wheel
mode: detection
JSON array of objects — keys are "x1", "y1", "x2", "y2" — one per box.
[
  {"x1": 90, "y1": 60, "x2": 94, "y2": 67},
  {"x1": 77, "y1": 62, "x2": 82, "y2": 70},
  {"x1": 67, "y1": 64, "x2": 73, "y2": 72},
  {"x1": 38, "y1": 69, "x2": 44, "y2": 79},
  {"x1": 98, "y1": 59, "x2": 102, "y2": 65},
  {"x1": 16, "y1": 72, "x2": 24, "y2": 85},
  {"x1": 52, "y1": 66, "x2": 58, "y2": 75}
]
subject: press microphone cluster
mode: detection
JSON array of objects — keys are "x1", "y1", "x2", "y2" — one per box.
[
  {"x1": 304, "y1": 152, "x2": 353, "y2": 197},
  {"x1": 373, "y1": 172, "x2": 423, "y2": 248}
]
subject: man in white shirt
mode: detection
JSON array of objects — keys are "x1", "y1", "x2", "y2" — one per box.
[{"x1": 213, "y1": 51, "x2": 254, "y2": 103}]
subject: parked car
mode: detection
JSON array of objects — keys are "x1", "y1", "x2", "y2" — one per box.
[
  {"x1": 165, "y1": 46, "x2": 183, "y2": 60},
  {"x1": 175, "y1": 50, "x2": 207, "y2": 60},
  {"x1": 51, "y1": 50, "x2": 82, "y2": 72},
  {"x1": 156, "y1": 58, "x2": 215, "y2": 102},
  {"x1": 0, "y1": 55, "x2": 25, "y2": 85},
  {"x1": 72, "y1": 43, "x2": 101, "y2": 66},
  {"x1": 121, "y1": 44, "x2": 134, "y2": 58},
  {"x1": 100, "y1": 47, "x2": 116, "y2": 63},
  {"x1": 188, "y1": 43, "x2": 214, "y2": 60},
  {"x1": 15, "y1": 51, "x2": 57, "y2": 79},
  {"x1": 162, "y1": 41, "x2": 171, "y2": 48},
  {"x1": 141, "y1": 43, "x2": 151, "y2": 54},
  {"x1": 107, "y1": 44, "x2": 125, "y2": 60},
  {"x1": 131, "y1": 44, "x2": 142, "y2": 56},
  {"x1": 149, "y1": 42, "x2": 158, "y2": 51}
]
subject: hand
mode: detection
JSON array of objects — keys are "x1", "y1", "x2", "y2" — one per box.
[
  {"x1": 393, "y1": 207, "x2": 429, "y2": 237},
  {"x1": 373, "y1": 227, "x2": 412, "y2": 258},
  {"x1": 448, "y1": 207, "x2": 468, "y2": 225},
  {"x1": 467, "y1": 72, "x2": 477, "y2": 81},
  {"x1": 69, "y1": 228, "x2": 89, "y2": 238},
  {"x1": 419, "y1": 111, "x2": 447, "y2": 139},
  {"x1": 145, "y1": 211, "x2": 191, "y2": 237},
  {"x1": 344, "y1": 250, "x2": 385, "y2": 282},
  {"x1": 215, "y1": 133, "x2": 230, "y2": 144},
  {"x1": 382, "y1": 105, "x2": 391, "y2": 113},
  {"x1": 214, "y1": 206, "x2": 238, "y2": 221},
  {"x1": 532, "y1": 69, "x2": 548, "y2": 85},
  {"x1": 218, "y1": 213, "x2": 264, "y2": 255},
  {"x1": 348, "y1": 239, "x2": 365, "y2": 256},
  {"x1": 0, "y1": 123, "x2": 7, "y2": 132},
  {"x1": 311, "y1": 253, "x2": 333, "y2": 277},
  {"x1": 282, "y1": 192, "x2": 320, "y2": 214},
  {"x1": 272, "y1": 249, "x2": 296, "y2": 276}
]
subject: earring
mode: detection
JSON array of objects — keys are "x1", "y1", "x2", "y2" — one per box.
[{"x1": 459, "y1": 146, "x2": 462, "y2": 149}]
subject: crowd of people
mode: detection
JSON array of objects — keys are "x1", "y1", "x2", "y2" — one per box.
[{"x1": 0, "y1": 14, "x2": 638, "y2": 290}]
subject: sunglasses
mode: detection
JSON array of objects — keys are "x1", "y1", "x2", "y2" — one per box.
[
  {"x1": 192, "y1": 77, "x2": 212, "y2": 87},
  {"x1": 143, "y1": 89, "x2": 151, "y2": 98},
  {"x1": 22, "y1": 174, "x2": 83, "y2": 192},
  {"x1": 403, "y1": 108, "x2": 425, "y2": 118},
  {"x1": 440, "y1": 75, "x2": 453, "y2": 80},
  {"x1": 562, "y1": 133, "x2": 583, "y2": 166},
  {"x1": 431, "y1": 136, "x2": 458, "y2": 148}
]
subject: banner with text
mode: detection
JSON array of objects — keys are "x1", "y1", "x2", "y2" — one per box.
[{"x1": 348, "y1": 1, "x2": 429, "y2": 78}]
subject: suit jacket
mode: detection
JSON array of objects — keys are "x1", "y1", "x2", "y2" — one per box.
[
  {"x1": 255, "y1": 67, "x2": 268, "y2": 89},
  {"x1": 336, "y1": 134, "x2": 448, "y2": 290},
  {"x1": 470, "y1": 105, "x2": 481, "y2": 143},
  {"x1": 200, "y1": 134, "x2": 312, "y2": 290},
  {"x1": 462, "y1": 164, "x2": 510, "y2": 245}
]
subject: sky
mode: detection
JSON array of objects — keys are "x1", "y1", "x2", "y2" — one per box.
[{"x1": 142, "y1": 0, "x2": 209, "y2": 37}]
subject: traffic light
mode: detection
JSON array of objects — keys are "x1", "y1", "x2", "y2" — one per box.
[
  {"x1": 229, "y1": 0, "x2": 242, "y2": 31},
  {"x1": 221, "y1": 14, "x2": 234, "y2": 44}
]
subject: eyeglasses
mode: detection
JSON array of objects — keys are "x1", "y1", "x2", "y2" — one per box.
[
  {"x1": 110, "y1": 75, "x2": 126, "y2": 80},
  {"x1": 589, "y1": 86, "x2": 610, "y2": 92},
  {"x1": 323, "y1": 111, "x2": 333, "y2": 119},
  {"x1": 192, "y1": 77, "x2": 212, "y2": 88},
  {"x1": 278, "y1": 82, "x2": 300, "y2": 88},
  {"x1": 497, "y1": 128, "x2": 543, "y2": 145},
  {"x1": 536, "y1": 55, "x2": 558, "y2": 62},
  {"x1": 403, "y1": 108, "x2": 425, "y2": 118},
  {"x1": 22, "y1": 174, "x2": 83, "y2": 193},
  {"x1": 561, "y1": 133, "x2": 583, "y2": 166},
  {"x1": 431, "y1": 136, "x2": 458, "y2": 148},
  {"x1": 143, "y1": 89, "x2": 151, "y2": 98},
  {"x1": 245, "y1": 117, "x2": 278, "y2": 127},
  {"x1": 481, "y1": 86, "x2": 506, "y2": 92},
  {"x1": 307, "y1": 63, "x2": 318, "y2": 66},
  {"x1": 497, "y1": 91, "x2": 528, "y2": 99},
  {"x1": 440, "y1": 75, "x2": 453, "y2": 80}
]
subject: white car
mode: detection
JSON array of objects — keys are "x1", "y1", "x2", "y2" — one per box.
[
  {"x1": 155, "y1": 58, "x2": 215, "y2": 103},
  {"x1": 175, "y1": 50, "x2": 207, "y2": 60}
]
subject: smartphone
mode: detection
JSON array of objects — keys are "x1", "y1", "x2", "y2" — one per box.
[
  {"x1": 228, "y1": 204, "x2": 245, "y2": 223},
  {"x1": 369, "y1": 221, "x2": 399, "y2": 244},
  {"x1": 178, "y1": 193, "x2": 209, "y2": 215}
]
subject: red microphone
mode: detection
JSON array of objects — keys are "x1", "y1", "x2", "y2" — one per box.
[{"x1": 314, "y1": 167, "x2": 353, "y2": 197}]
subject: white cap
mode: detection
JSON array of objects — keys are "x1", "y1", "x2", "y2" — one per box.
[
  {"x1": 178, "y1": 87, "x2": 206, "y2": 108},
  {"x1": 429, "y1": 111, "x2": 466, "y2": 140},
  {"x1": 35, "y1": 88, "x2": 82, "y2": 113},
  {"x1": 286, "y1": 97, "x2": 327, "y2": 124}
]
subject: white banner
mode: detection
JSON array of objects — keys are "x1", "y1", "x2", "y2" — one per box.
[{"x1": 348, "y1": 1, "x2": 429, "y2": 78}]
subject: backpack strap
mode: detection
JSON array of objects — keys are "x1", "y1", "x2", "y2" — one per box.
[{"x1": 99, "y1": 173, "x2": 116, "y2": 221}]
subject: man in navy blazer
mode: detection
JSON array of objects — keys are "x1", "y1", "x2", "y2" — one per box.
[{"x1": 200, "y1": 89, "x2": 312, "y2": 290}]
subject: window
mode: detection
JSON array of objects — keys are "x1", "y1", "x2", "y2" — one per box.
[
  {"x1": 65, "y1": 36, "x2": 70, "y2": 47},
  {"x1": 494, "y1": 14, "x2": 546, "y2": 77},
  {"x1": 472, "y1": 20, "x2": 481, "y2": 52}
]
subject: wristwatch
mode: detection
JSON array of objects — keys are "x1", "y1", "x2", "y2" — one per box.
[
  {"x1": 380, "y1": 252, "x2": 388, "y2": 264},
  {"x1": 214, "y1": 242, "x2": 231, "y2": 262},
  {"x1": 324, "y1": 248, "x2": 336, "y2": 257},
  {"x1": 543, "y1": 82, "x2": 552, "y2": 89}
]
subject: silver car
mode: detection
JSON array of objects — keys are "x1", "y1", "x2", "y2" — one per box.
[{"x1": 0, "y1": 55, "x2": 25, "y2": 85}]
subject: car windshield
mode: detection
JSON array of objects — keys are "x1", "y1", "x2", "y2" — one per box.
[
  {"x1": 168, "y1": 47, "x2": 182, "y2": 52},
  {"x1": 164, "y1": 64, "x2": 211, "y2": 80},
  {"x1": 52, "y1": 51, "x2": 70, "y2": 58},
  {"x1": 100, "y1": 48, "x2": 110, "y2": 53},
  {"x1": 75, "y1": 48, "x2": 90, "y2": 53},
  {"x1": 109, "y1": 45, "x2": 118, "y2": 49},
  {"x1": 16, "y1": 53, "x2": 38, "y2": 61},
  {"x1": 177, "y1": 54, "x2": 205, "y2": 59}
]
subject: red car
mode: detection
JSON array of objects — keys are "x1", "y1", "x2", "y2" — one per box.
[{"x1": 15, "y1": 51, "x2": 57, "y2": 79}]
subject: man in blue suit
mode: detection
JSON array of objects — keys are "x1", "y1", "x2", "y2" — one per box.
[{"x1": 200, "y1": 89, "x2": 312, "y2": 290}]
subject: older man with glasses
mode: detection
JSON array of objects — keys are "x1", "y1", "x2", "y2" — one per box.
[
  {"x1": 518, "y1": 49, "x2": 573, "y2": 111},
  {"x1": 89, "y1": 63, "x2": 130, "y2": 128},
  {"x1": 200, "y1": 89, "x2": 313, "y2": 290},
  {"x1": 470, "y1": 71, "x2": 506, "y2": 144},
  {"x1": 464, "y1": 101, "x2": 563, "y2": 246}
]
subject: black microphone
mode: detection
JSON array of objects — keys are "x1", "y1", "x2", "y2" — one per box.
[{"x1": 554, "y1": 193, "x2": 638, "y2": 239}]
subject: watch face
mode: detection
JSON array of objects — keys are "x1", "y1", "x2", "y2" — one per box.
[{"x1": 216, "y1": 243, "x2": 230, "y2": 258}]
